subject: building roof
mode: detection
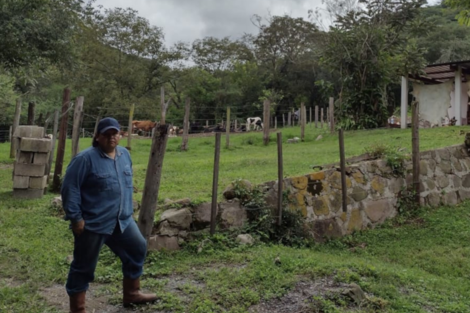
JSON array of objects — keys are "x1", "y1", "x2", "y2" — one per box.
[{"x1": 409, "y1": 60, "x2": 470, "y2": 85}]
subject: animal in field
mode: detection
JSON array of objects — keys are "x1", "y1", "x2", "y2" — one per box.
[
  {"x1": 132, "y1": 120, "x2": 157, "y2": 136},
  {"x1": 169, "y1": 125, "x2": 179, "y2": 137},
  {"x1": 119, "y1": 131, "x2": 128, "y2": 138},
  {"x1": 246, "y1": 117, "x2": 263, "y2": 131}
]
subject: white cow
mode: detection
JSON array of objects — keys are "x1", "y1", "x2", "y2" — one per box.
[
  {"x1": 169, "y1": 126, "x2": 179, "y2": 137},
  {"x1": 246, "y1": 117, "x2": 263, "y2": 131}
]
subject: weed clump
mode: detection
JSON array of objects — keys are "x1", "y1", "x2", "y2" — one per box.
[{"x1": 365, "y1": 144, "x2": 409, "y2": 176}]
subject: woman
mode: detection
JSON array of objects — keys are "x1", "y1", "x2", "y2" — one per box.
[{"x1": 61, "y1": 117, "x2": 157, "y2": 313}]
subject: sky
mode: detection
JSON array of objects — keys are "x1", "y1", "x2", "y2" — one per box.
[
  {"x1": 93, "y1": 0, "x2": 443, "y2": 48},
  {"x1": 93, "y1": 0, "x2": 324, "y2": 47}
]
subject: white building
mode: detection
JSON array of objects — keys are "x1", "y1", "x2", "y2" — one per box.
[{"x1": 401, "y1": 60, "x2": 470, "y2": 128}]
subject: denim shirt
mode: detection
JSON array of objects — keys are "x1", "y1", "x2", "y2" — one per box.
[{"x1": 61, "y1": 145, "x2": 134, "y2": 235}]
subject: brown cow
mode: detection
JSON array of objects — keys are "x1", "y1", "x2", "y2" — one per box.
[{"x1": 132, "y1": 120, "x2": 157, "y2": 136}]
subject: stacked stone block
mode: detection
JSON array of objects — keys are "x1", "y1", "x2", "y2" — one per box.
[{"x1": 12, "y1": 126, "x2": 52, "y2": 199}]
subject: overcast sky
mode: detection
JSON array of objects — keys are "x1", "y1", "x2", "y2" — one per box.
[
  {"x1": 93, "y1": 0, "x2": 324, "y2": 47},
  {"x1": 93, "y1": 0, "x2": 442, "y2": 48}
]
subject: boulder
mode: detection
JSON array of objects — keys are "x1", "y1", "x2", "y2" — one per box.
[
  {"x1": 312, "y1": 219, "x2": 343, "y2": 242},
  {"x1": 192, "y1": 202, "x2": 215, "y2": 230},
  {"x1": 236, "y1": 234, "x2": 254, "y2": 245},
  {"x1": 148, "y1": 235, "x2": 180, "y2": 251},
  {"x1": 160, "y1": 208, "x2": 192, "y2": 230},
  {"x1": 218, "y1": 199, "x2": 247, "y2": 229},
  {"x1": 156, "y1": 220, "x2": 180, "y2": 236},
  {"x1": 52, "y1": 194, "x2": 63, "y2": 208}
]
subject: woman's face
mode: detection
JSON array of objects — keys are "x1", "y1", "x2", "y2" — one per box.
[{"x1": 96, "y1": 129, "x2": 120, "y2": 152}]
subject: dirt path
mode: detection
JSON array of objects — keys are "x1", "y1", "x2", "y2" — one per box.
[{"x1": 38, "y1": 275, "x2": 361, "y2": 313}]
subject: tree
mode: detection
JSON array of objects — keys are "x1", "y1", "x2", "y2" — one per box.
[
  {"x1": 75, "y1": 7, "x2": 166, "y2": 120},
  {"x1": 251, "y1": 15, "x2": 321, "y2": 115},
  {"x1": 446, "y1": 0, "x2": 470, "y2": 25},
  {"x1": 321, "y1": 0, "x2": 427, "y2": 129},
  {"x1": 419, "y1": 3, "x2": 470, "y2": 63},
  {"x1": 0, "y1": 0, "x2": 86, "y2": 69},
  {"x1": 191, "y1": 37, "x2": 253, "y2": 72}
]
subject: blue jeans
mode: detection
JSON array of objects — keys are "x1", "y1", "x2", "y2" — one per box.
[{"x1": 66, "y1": 220, "x2": 147, "y2": 296}]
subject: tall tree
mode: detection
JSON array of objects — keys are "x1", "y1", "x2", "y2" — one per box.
[
  {"x1": 0, "y1": 0, "x2": 86, "y2": 69},
  {"x1": 76, "y1": 7, "x2": 166, "y2": 120},
  {"x1": 418, "y1": 4, "x2": 470, "y2": 63},
  {"x1": 321, "y1": 0, "x2": 427, "y2": 129},
  {"x1": 251, "y1": 15, "x2": 321, "y2": 113}
]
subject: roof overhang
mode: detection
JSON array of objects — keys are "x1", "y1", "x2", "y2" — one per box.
[{"x1": 408, "y1": 60, "x2": 470, "y2": 85}]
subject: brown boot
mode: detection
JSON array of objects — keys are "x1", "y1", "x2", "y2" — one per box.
[
  {"x1": 69, "y1": 291, "x2": 86, "y2": 313},
  {"x1": 123, "y1": 277, "x2": 158, "y2": 307}
]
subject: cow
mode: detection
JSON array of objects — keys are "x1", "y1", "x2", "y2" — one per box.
[
  {"x1": 119, "y1": 131, "x2": 128, "y2": 138},
  {"x1": 169, "y1": 126, "x2": 179, "y2": 137},
  {"x1": 132, "y1": 120, "x2": 157, "y2": 136},
  {"x1": 246, "y1": 117, "x2": 263, "y2": 131}
]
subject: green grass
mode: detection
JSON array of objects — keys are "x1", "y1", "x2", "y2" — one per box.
[
  {"x1": 4, "y1": 125, "x2": 464, "y2": 203},
  {"x1": 1, "y1": 126, "x2": 470, "y2": 312}
]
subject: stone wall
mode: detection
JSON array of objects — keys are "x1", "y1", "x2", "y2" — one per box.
[
  {"x1": 12, "y1": 126, "x2": 52, "y2": 199},
  {"x1": 150, "y1": 144, "x2": 470, "y2": 250},
  {"x1": 261, "y1": 144, "x2": 470, "y2": 241}
]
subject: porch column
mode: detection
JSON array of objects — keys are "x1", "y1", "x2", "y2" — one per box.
[
  {"x1": 455, "y1": 67, "x2": 462, "y2": 126},
  {"x1": 401, "y1": 76, "x2": 408, "y2": 129}
]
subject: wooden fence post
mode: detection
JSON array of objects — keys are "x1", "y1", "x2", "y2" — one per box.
[
  {"x1": 52, "y1": 88, "x2": 71, "y2": 192},
  {"x1": 339, "y1": 128, "x2": 347, "y2": 212},
  {"x1": 93, "y1": 113, "x2": 101, "y2": 137},
  {"x1": 329, "y1": 97, "x2": 335, "y2": 134},
  {"x1": 46, "y1": 109, "x2": 59, "y2": 182},
  {"x1": 27, "y1": 101, "x2": 35, "y2": 125},
  {"x1": 300, "y1": 102, "x2": 305, "y2": 141},
  {"x1": 277, "y1": 132, "x2": 283, "y2": 225},
  {"x1": 287, "y1": 112, "x2": 291, "y2": 127},
  {"x1": 210, "y1": 132, "x2": 221, "y2": 235},
  {"x1": 43, "y1": 112, "x2": 52, "y2": 134},
  {"x1": 71, "y1": 96, "x2": 84, "y2": 158},
  {"x1": 274, "y1": 116, "x2": 277, "y2": 129},
  {"x1": 412, "y1": 101, "x2": 420, "y2": 206},
  {"x1": 10, "y1": 98, "x2": 22, "y2": 159},
  {"x1": 126, "y1": 103, "x2": 135, "y2": 150},
  {"x1": 225, "y1": 106, "x2": 230, "y2": 148},
  {"x1": 282, "y1": 114, "x2": 285, "y2": 128},
  {"x1": 309, "y1": 107, "x2": 312, "y2": 127},
  {"x1": 181, "y1": 98, "x2": 190, "y2": 151},
  {"x1": 138, "y1": 124, "x2": 170, "y2": 240},
  {"x1": 321, "y1": 108, "x2": 324, "y2": 129},
  {"x1": 263, "y1": 100, "x2": 271, "y2": 145},
  {"x1": 315, "y1": 106, "x2": 318, "y2": 128}
]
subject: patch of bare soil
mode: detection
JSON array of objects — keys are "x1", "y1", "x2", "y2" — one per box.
[
  {"x1": 0, "y1": 163, "x2": 13, "y2": 170},
  {"x1": 248, "y1": 277, "x2": 354, "y2": 313},
  {"x1": 40, "y1": 283, "x2": 127, "y2": 313},
  {"x1": 40, "y1": 274, "x2": 205, "y2": 313}
]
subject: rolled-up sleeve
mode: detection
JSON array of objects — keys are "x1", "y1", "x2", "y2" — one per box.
[{"x1": 61, "y1": 155, "x2": 90, "y2": 223}]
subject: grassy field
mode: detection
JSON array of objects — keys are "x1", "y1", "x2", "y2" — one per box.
[
  {"x1": 1, "y1": 126, "x2": 470, "y2": 312},
  {"x1": 3, "y1": 124, "x2": 467, "y2": 203}
]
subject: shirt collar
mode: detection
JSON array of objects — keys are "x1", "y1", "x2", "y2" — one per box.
[{"x1": 95, "y1": 146, "x2": 122, "y2": 158}]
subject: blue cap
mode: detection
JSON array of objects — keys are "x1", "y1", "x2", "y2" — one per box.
[{"x1": 97, "y1": 117, "x2": 120, "y2": 134}]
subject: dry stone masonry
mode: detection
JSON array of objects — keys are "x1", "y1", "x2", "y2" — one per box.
[
  {"x1": 12, "y1": 126, "x2": 52, "y2": 199},
  {"x1": 261, "y1": 144, "x2": 470, "y2": 241},
  {"x1": 149, "y1": 144, "x2": 470, "y2": 249}
]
